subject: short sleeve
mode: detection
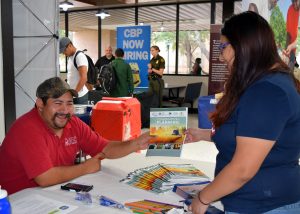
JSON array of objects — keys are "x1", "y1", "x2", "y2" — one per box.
[
  {"x1": 236, "y1": 82, "x2": 292, "y2": 140},
  {"x1": 159, "y1": 57, "x2": 165, "y2": 69},
  {"x1": 76, "y1": 52, "x2": 88, "y2": 68}
]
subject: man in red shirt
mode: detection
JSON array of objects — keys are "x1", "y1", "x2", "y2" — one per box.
[
  {"x1": 0, "y1": 77, "x2": 151, "y2": 195},
  {"x1": 285, "y1": 0, "x2": 300, "y2": 69}
]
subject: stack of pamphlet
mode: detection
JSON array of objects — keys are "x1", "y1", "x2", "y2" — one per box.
[{"x1": 120, "y1": 163, "x2": 210, "y2": 193}]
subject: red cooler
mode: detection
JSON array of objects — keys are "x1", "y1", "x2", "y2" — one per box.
[{"x1": 91, "y1": 97, "x2": 141, "y2": 141}]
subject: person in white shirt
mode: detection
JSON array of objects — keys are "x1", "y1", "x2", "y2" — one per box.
[{"x1": 59, "y1": 37, "x2": 89, "y2": 104}]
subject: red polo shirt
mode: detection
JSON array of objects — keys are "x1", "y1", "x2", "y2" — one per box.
[{"x1": 0, "y1": 108, "x2": 108, "y2": 195}]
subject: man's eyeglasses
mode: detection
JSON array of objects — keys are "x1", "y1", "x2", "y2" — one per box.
[{"x1": 218, "y1": 42, "x2": 230, "y2": 53}]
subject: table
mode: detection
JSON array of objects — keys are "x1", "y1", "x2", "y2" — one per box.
[
  {"x1": 9, "y1": 150, "x2": 222, "y2": 213},
  {"x1": 164, "y1": 84, "x2": 186, "y2": 99}
]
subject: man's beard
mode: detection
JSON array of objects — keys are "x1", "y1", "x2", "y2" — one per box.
[{"x1": 52, "y1": 112, "x2": 71, "y2": 129}]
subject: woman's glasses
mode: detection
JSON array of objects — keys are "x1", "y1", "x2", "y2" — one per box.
[{"x1": 218, "y1": 42, "x2": 230, "y2": 53}]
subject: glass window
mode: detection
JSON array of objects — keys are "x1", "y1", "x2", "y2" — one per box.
[
  {"x1": 179, "y1": 3, "x2": 211, "y2": 76},
  {"x1": 139, "y1": 5, "x2": 177, "y2": 74}
]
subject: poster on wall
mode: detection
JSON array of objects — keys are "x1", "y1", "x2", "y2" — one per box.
[
  {"x1": 208, "y1": 24, "x2": 229, "y2": 95},
  {"x1": 117, "y1": 26, "x2": 151, "y2": 87},
  {"x1": 243, "y1": 0, "x2": 300, "y2": 70}
]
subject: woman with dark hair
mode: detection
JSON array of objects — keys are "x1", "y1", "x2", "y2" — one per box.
[
  {"x1": 185, "y1": 11, "x2": 300, "y2": 214},
  {"x1": 148, "y1": 45, "x2": 165, "y2": 107}
]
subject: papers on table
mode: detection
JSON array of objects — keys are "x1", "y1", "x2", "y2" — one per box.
[
  {"x1": 120, "y1": 163, "x2": 210, "y2": 193},
  {"x1": 11, "y1": 194, "x2": 77, "y2": 214}
]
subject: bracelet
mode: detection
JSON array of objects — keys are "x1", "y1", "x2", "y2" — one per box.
[{"x1": 198, "y1": 192, "x2": 210, "y2": 205}]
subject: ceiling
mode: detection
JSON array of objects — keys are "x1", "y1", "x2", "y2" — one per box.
[{"x1": 59, "y1": 0, "x2": 242, "y2": 32}]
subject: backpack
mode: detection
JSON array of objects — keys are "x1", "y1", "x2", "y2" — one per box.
[
  {"x1": 73, "y1": 50, "x2": 98, "y2": 90},
  {"x1": 98, "y1": 63, "x2": 117, "y2": 94}
]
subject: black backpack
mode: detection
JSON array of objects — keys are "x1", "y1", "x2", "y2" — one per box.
[
  {"x1": 98, "y1": 63, "x2": 117, "y2": 94},
  {"x1": 73, "y1": 50, "x2": 98, "y2": 86}
]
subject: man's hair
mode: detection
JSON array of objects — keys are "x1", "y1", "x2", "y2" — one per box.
[
  {"x1": 115, "y1": 48, "x2": 124, "y2": 57},
  {"x1": 151, "y1": 45, "x2": 160, "y2": 52}
]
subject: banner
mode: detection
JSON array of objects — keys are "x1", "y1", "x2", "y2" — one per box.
[
  {"x1": 208, "y1": 24, "x2": 229, "y2": 95},
  {"x1": 243, "y1": 0, "x2": 299, "y2": 70},
  {"x1": 117, "y1": 26, "x2": 151, "y2": 87}
]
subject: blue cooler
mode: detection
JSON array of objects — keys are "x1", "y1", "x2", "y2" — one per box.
[{"x1": 198, "y1": 95, "x2": 217, "y2": 129}]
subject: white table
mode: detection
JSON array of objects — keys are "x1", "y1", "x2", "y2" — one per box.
[{"x1": 9, "y1": 152, "x2": 222, "y2": 213}]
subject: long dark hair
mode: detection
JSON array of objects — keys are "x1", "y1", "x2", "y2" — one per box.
[{"x1": 210, "y1": 11, "x2": 300, "y2": 128}]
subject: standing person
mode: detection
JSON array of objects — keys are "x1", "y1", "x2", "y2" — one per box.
[
  {"x1": 110, "y1": 48, "x2": 134, "y2": 97},
  {"x1": 185, "y1": 11, "x2": 300, "y2": 214},
  {"x1": 59, "y1": 37, "x2": 89, "y2": 104},
  {"x1": 284, "y1": 0, "x2": 300, "y2": 70},
  {"x1": 192, "y1": 58, "x2": 203, "y2": 75},
  {"x1": 148, "y1": 45, "x2": 165, "y2": 107},
  {"x1": 95, "y1": 46, "x2": 115, "y2": 91},
  {"x1": 95, "y1": 45, "x2": 115, "y2": 70},
  {"x1": 0, "y1": 77, "x2": 151, "y2": 195}
]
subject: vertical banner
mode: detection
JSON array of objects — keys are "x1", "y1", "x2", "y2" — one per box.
[
  {"x1": 117, "y1": 26, "x2": 151, "y2": 87},
  {"x1": 243, "y1": 0, "x2": 299, "y2": 70},
  {"x1": 208, "y1": 24, "x2": 229, "y2": 95}
]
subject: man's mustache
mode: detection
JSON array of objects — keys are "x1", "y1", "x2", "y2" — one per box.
[{"x1": 55, "y1": 113, "x2": 71, "y2": 119}]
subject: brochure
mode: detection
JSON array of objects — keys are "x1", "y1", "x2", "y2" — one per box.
[
  {"x1": 120, "y1": 163, "x2": 210, "y2": 193},
  {"x1": 125, "y1": 199, "x2": 183, "y2": 213},
  {"x1": 146, "y1": 107, "x2": 188, "y2": 157},
  {"x1": 172, "y1": 181, "x2": 211, "y2": 199}
]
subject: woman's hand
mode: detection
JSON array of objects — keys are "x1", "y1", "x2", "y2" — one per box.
[
  {"x1": 190, "y1": 196, "x2": 209, "y2": 214},
  {"x1": 184, "y1": 128, "x2": 211, "y2": 143}
]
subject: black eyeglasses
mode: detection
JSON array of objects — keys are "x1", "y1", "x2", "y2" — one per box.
[{"x1": 218, "y1": 42, "x2": 230, "y2": 53}]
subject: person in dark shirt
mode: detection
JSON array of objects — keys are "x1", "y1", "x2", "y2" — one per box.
[
  {"x1": 110, "y1": 48, "x2": 134, "y2": 97},
  {"x1": 185, "y1": 11, "x2": 300, "y2": 214},
  {"x1": 148, "y1": 45, "x2": 165, "y2": 107},
  {"x1": 95, "y1": 46, "x2": 115, "y2": 70},
  {"x1": 94, "y1": 46, "x2": 115, "y2": 90},
  {"x1": 192, "y1": 58, "x2": 202, "y2": 75}
]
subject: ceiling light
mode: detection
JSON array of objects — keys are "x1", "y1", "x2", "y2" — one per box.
[
  {"x1": 139, "y1": 22, "x2": 144, "y2": 26},
  {"x1": 59, "y1": 0, "x2": 74, "y2": 11},
  {"x1": 160, "y1": 23, "x2": 164, "y2": 31},
  {"x1": 95, "y1": 9, "x2": 111, "y2": 19}
]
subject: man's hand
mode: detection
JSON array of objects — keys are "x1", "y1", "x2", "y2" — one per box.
[
  {"x1": 133, "y1": 131, "x2": 153, "y2": 150},
  {"x1": 82, "y1": 153, "x2": 102, "y2": 174}
]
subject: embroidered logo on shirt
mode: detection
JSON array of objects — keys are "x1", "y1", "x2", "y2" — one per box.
[{"x1": 65, "y1": 136, "x2": 77, "y2": 146}]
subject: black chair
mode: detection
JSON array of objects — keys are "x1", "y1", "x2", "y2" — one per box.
[{"x1": 167, "y1": 82, "x2": 202, "y2": 110}]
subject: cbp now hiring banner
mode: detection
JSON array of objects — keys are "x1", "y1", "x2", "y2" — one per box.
[{"x1": 117, "y1": 25, "x2": 151, "y2": 87}]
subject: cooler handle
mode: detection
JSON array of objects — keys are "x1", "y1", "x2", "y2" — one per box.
[{"x1": 102, "y1": 97, "x2": 132, "y2": 101}]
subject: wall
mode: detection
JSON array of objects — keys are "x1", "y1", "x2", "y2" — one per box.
[
  {"x1": 72, "y1": 29, "x2": 117, "y2": 64},
  {"x1": 73, "y1": 30, "x2": 98, "y2": 63},
  {"x1": 101, "y1": 29, "x2": 116, "y2": 55},
  {"x1": 0, "y1": 0, "x2": 5, "y2": 142}
]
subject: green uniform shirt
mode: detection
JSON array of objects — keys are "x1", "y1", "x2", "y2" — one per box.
[
  {"x1": 110, "y1": 58, "x2": 134, "y2": 97},
  {"x1": 150, "y1": 54, "x2": 165, "y2": 72}
]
